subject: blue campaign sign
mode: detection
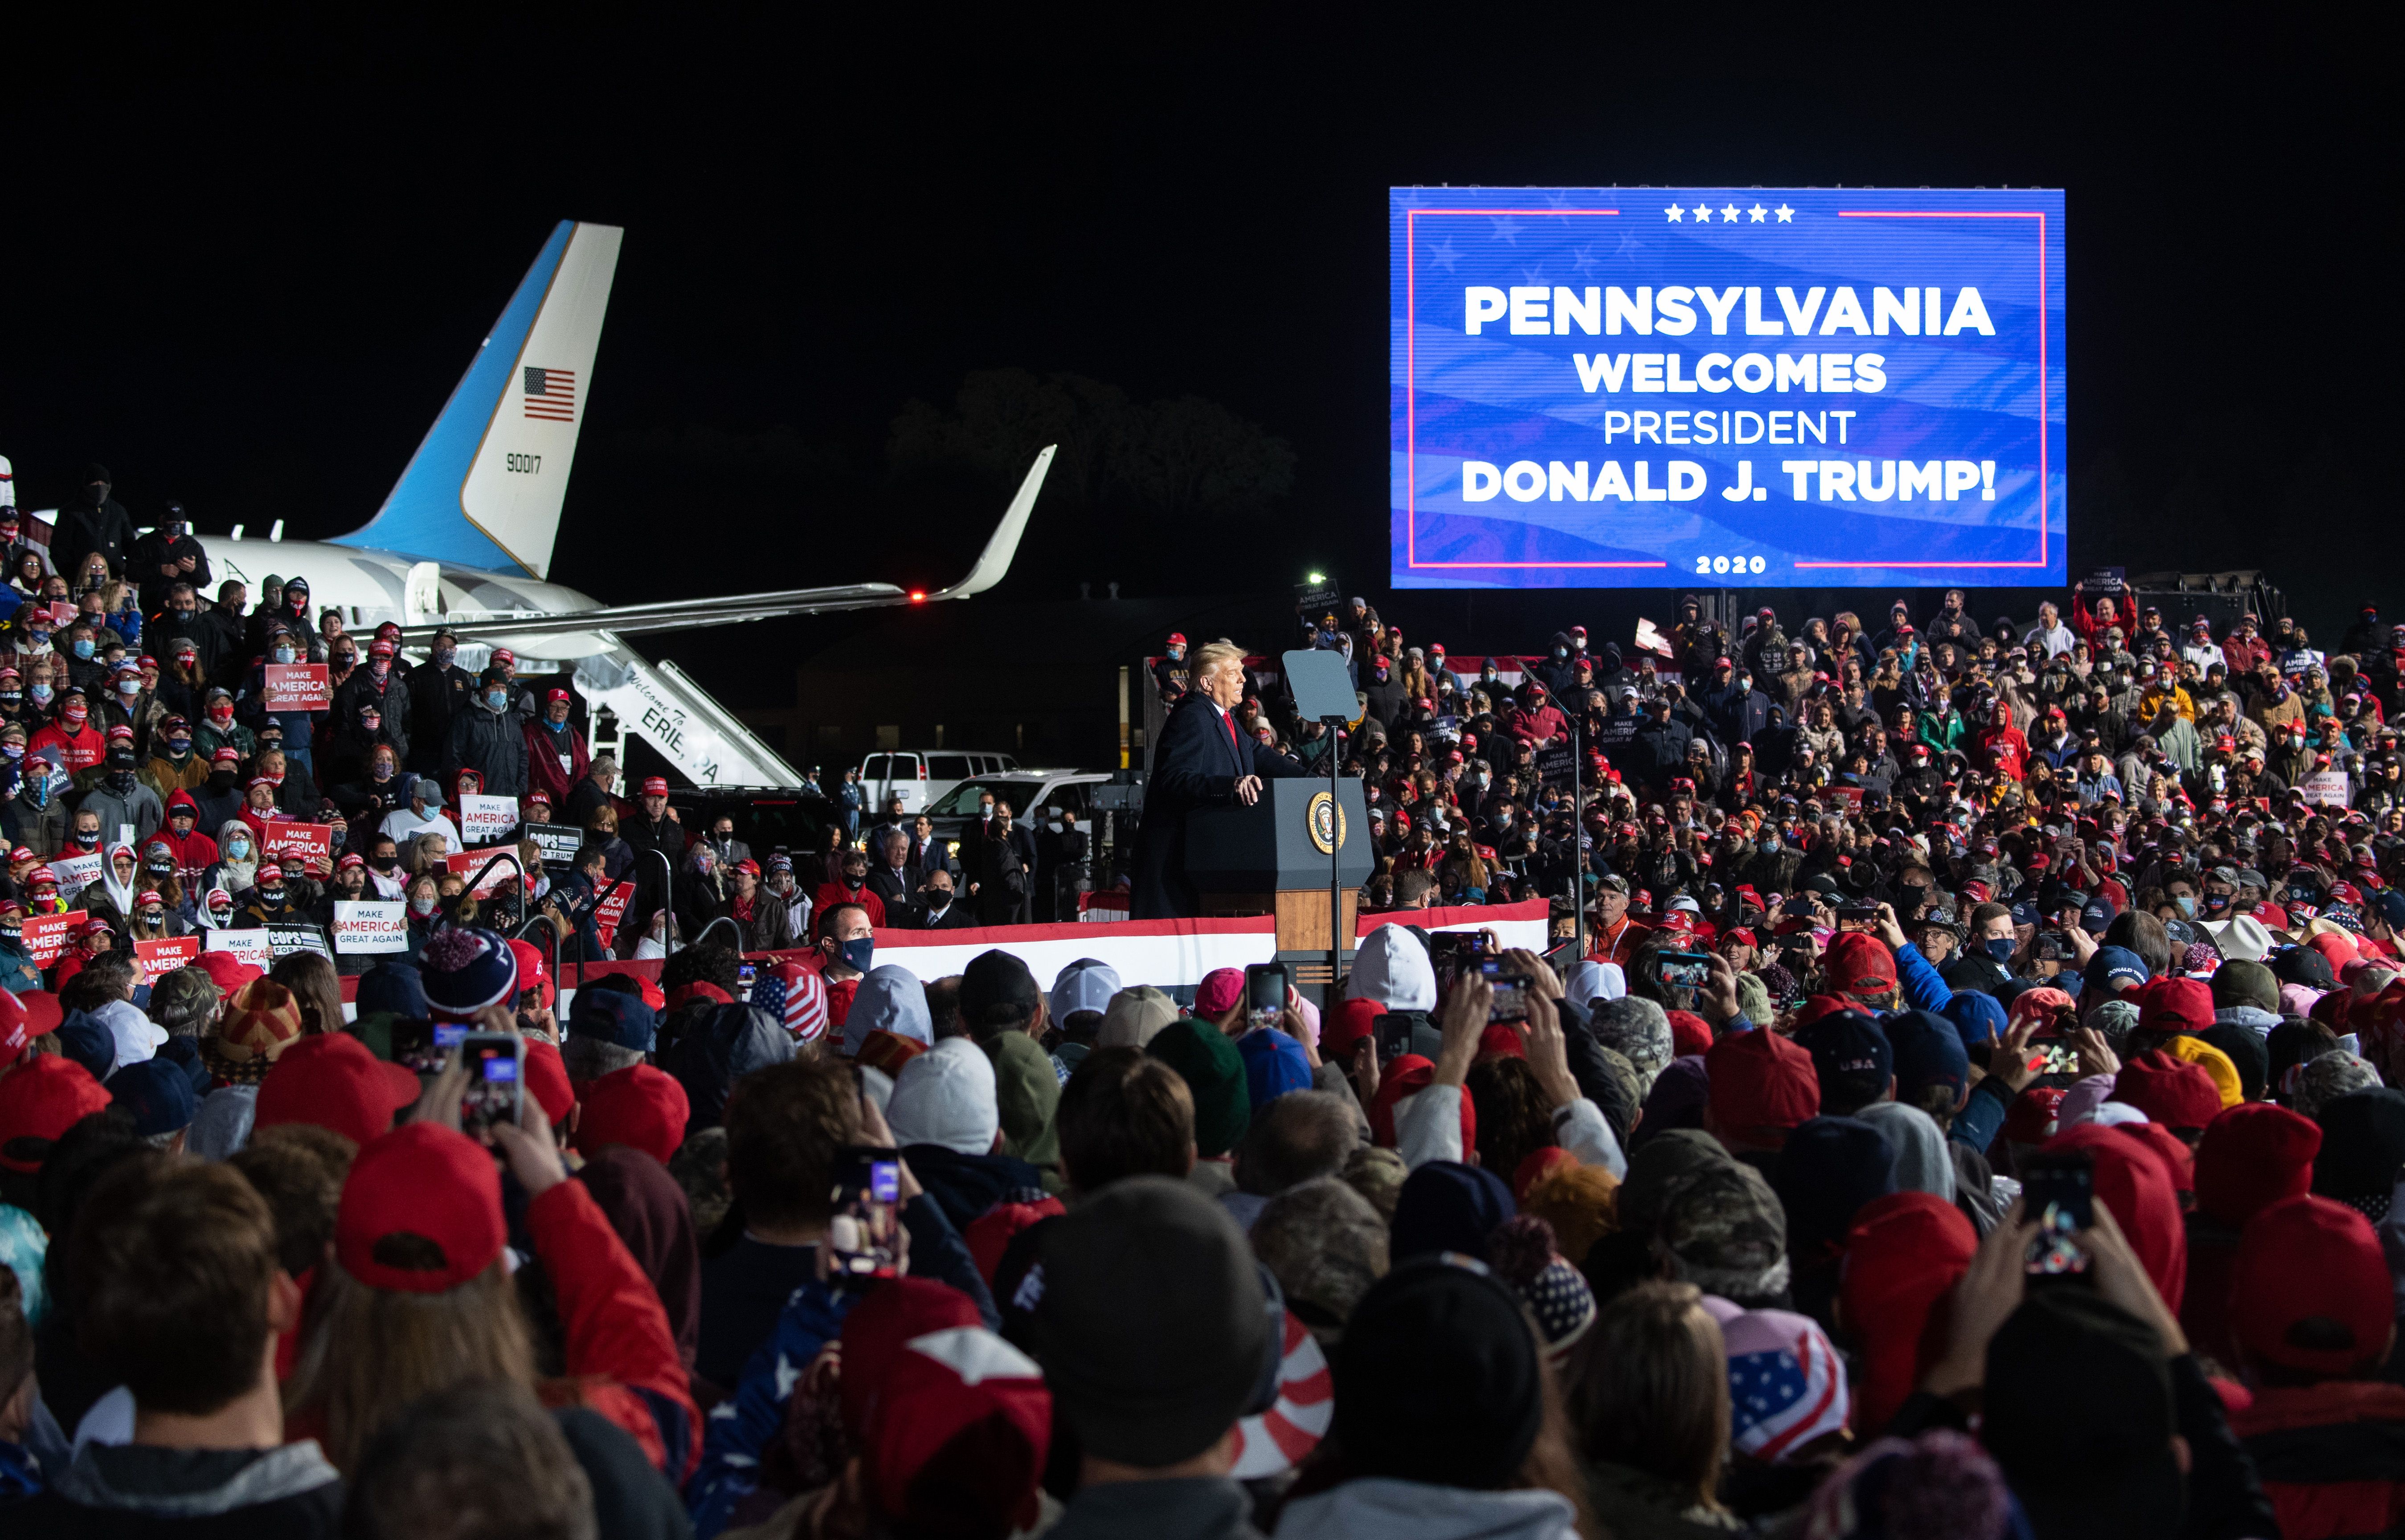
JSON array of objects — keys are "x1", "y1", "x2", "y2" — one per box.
[{"x1": 1390, "y1": 187, "x2": 2066, "y2": 589}]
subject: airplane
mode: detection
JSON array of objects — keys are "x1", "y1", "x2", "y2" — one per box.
[{"x1": 29, "y1": 220, "x2": 1055, "y2": 787}]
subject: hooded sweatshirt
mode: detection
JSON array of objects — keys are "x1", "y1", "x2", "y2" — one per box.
[
  {"x1": 838, "y1": 964, "x2": 933, "y2": 1058},
  {"x1": 206, "y1": 817, "x2": 260, "y2": 895},
  {"x1": 1349, "y1": 924, "x2": 1437, "y2": 1012}
]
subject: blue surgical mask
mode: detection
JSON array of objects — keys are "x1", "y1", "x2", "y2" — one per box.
[
  {"x1": 840, "y1": 936, "x2": 875, "y2": 973},
  {"x1": 486, "y1": 690, "x2": 507, "y2": 710},
  {"x1": 29, "y1": 685, "x2": 51, "y2": 706},
  {"x1": 2175, "y1": 894, "x2": 2195, "y2": 918},
  {"x1": 226, "y1": 838, "x2": 251, "y2": 859},
  {"x1": 70, "y1": 639, "x2": 94, "y2": 660},
  {"x1": 274, "y1": 646, "x2": 296, "y2": 664}
]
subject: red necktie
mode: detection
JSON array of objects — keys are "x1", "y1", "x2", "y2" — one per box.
[{"x1": 1223, "y1": 709, "x2": 1243, "y2": 767}]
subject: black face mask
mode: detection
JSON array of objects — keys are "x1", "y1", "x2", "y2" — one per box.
[
  {"x1": 844, "y1": 875, "x2": 865, "y2": 891},
  {"x1": 209, "y1": 770, "x2": 236, "y2": 788},
  {"x1": 259, "y1": 886, "x2": 286, "y2": 905},
  {"x1": 72, "y1": 830, "x2": 99, "y2": 849},
  {"x1": 370, "y1": 854, "x2": 399, "y2": 872}
]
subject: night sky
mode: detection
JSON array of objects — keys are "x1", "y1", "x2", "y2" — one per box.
[{"x1": 1, "y1": 12, "x2": 2388, "y2": 699}]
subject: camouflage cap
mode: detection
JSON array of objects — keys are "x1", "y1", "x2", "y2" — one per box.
[
  {"x1": 1657, "y1": 1161, "x2": 1789, "y2": 1303},
  {"x1": 1251, "y1": 1177, "x2": 1389, "y2": 1344},
  {"x1": 1616, "y1": 1128, "x2": 1734, "y2": 1238},
  {"x1": 1592, "y1": 996, "x2": 1673, "y2": 1084},
  {"x1": 2296, "y1": 1053, "x2": 2382, "y2": 1123}
]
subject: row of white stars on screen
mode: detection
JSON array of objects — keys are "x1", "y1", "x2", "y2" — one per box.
[{"x1": 1669, "y1": 203, "x2": 1794, "y2": 223}]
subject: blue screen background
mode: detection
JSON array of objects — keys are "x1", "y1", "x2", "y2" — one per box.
[{"x1": 1390, "y1": 186, "x2": 2066, "y2": 589}]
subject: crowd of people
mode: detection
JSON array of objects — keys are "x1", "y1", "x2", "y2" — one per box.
[
  {"x1": 0, "y1": 464, "x2": 854, "y2": 984},
  {"x1": 8, "y1": 862, "x2": 2405, "y2": 1537},
  {"x1": 0, "y1": 463, "x2": 2401, "y2": 1538},
  {"x1": 1153, "y1": 586, "x2": 2405, "y2": 935}
]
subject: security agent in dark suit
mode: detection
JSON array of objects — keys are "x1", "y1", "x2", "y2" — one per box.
[{"x1": 1133, "y1": 638, "x2": 1311, "y2": 919}]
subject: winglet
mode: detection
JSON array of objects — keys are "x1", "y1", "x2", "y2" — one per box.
[{"x1": 929, "y1": 445, "x2": 1055, "y2": 601}]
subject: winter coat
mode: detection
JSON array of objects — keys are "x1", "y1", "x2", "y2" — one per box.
[
  {"x1": 405, "y1": 660, "x2": 474, "y2": 774},
  {"x1": 74, "y1": 775, "x2": 164, "y2": 849},
  {"x1": 525, "y1": 716, "x2": 591, "y2": 808},
  {"x1": 444, "y1": 699, "x2": 530, "y2": 800},
  {"x1": 2229, "y1": 1379, "x2": 2405, "y2": 1540}
]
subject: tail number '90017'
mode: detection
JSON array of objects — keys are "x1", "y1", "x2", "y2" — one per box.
[{"x1": 505, "y1": 453, "x2": 542, "y2": 474}]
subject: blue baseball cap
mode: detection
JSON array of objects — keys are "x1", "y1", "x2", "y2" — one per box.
[
  {"x1": 1795, "y1": 1009, "x2": 1893, "y2": 1108},
  {"x1": 1885, "y1": 1009, "x2": 1969, "y2": 1105},
  {"x1": 1939, "y1": 989, "x2": 2007, "y2": 1050},
  {"x1": 569, "y1": 987, "x2": 659, "y2": 1053},
  {"x1": 2084, "y1": 945, "x2": 2148, "y2": 993},
  {"x1": 109, "y1": 1058, "x2": 197, "y2": 1138}
]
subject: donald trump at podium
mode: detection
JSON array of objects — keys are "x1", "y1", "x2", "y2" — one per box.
[{"x1": 1133, "y1": 638, "x2": 1311, "y2": 919}]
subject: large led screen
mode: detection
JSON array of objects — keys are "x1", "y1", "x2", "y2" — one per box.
[{"x1": 1391, "y1": 186, "x2": 2066, "y2": 587}]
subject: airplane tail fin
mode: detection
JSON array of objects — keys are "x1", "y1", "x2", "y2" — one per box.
[{"x1": 333, "y1": 220, "x2": 622, "y2": 579}]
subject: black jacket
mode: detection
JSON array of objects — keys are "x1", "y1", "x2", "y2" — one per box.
[
  {"x1": 127, "y1": 530, "x2": 213, "y2": 613},
  {"x1": 330, "y1": 665, "x2": 411, "y2": 767},
  {"x1": 1132, "y1": 693, "x2": 1309, "y2": 919},
  {"x1": 444, "y1": 700, "x2": 529, "y2": 799},
  {"x1": 50, "y1": 498, "x2": 139, "y2": 583},
  {"x1": 405, "y1": 661, "x2": 474, "y2": 774}
]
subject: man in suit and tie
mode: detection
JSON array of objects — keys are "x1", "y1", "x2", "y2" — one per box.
[
  {"x1": 864, "y1": 827, "x2": 918, "y2": 914},
  {"x1": 1133, "y1": 637, "x2": 1311, "y2": 919}
]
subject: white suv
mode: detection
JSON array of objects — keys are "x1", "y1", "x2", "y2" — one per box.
[{"x1": 858, "y1": 750, "x2": 1020, "y2": 814}]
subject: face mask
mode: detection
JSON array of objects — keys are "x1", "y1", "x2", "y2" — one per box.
[
  {"x1": 844, "y1": 874, "x2": 864, "y2": 891},
  {"x1": 1980, "y1": 935, "x2": 2018, "y2": 963},
  {"x1": 260, "y1": 886, "x2": 286, "y2": 904},
  {"x1": 925, "y1": 891, "x2": 951, "y2": 911},
  {"x1": 432, "y1": 645, "x2": 457, "y2": 668},
  {"x1": 226, "y1": 839, "x2": 251, "y2": 859},
  {"x1": 840, "y1": 935, "x2": 875, "y2": 973},
  {"x1": 2175, "y1": 894, "x2": 2196, "y2": 918},
  {"x1": 0, "y1": 692, "x2": 16, "y2": 709},
  {"x1": 362, "y1": 716, "x2": 381, "y2": 733},
  {"x1": 29, "y1": 685, "x2": 52, "y2": 706},
  {"x1": 485, "y1": 690, "x2": 507, "y2": 710},
  {"x1": 116, "y1": 679, "x2": 139, "y2": 697},
  {"x1": 139, "y1": 909, "x2": 164, "y2": 926},
  {"x1": 72, "y1": 830, "x2": 99, "y2": 850},
  {"x1": 87, "y1": 486, "x2": 108, "y2": 507},
  {"x1": 410, "y1": 895, "x2": 438, "y2": 917},
  {"x1": 70, "y1": 640, "x2": 94, "y2": 660},
  {"x1": 208, "y1": 704, "x2": 233, "y2": 723},
  {"x1": 370, "y1": 853, "x2": 399, "y2": 872}
]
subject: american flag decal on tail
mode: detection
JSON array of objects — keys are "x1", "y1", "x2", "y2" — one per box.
[{"x1": 523, "y1": 366, "x2": 576, "y2": 422}]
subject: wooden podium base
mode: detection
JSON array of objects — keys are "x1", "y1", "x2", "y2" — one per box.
[{"x1": 1197, "y1": 890, "x2": 1357, "y2": 953}]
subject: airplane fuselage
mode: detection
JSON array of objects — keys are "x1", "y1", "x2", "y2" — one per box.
[{"x1": 197, "y1": 535, "x2": 605, "y2": 660}]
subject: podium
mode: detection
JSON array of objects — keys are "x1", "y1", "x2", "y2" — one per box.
[{"x1": 1184, "y1": 777, "x2": 1372, "y2": 996}]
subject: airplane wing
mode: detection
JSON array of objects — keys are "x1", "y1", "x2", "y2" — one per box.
[{"x1": 396, "y1": 445, "x2": 1053, "y2": 644}]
